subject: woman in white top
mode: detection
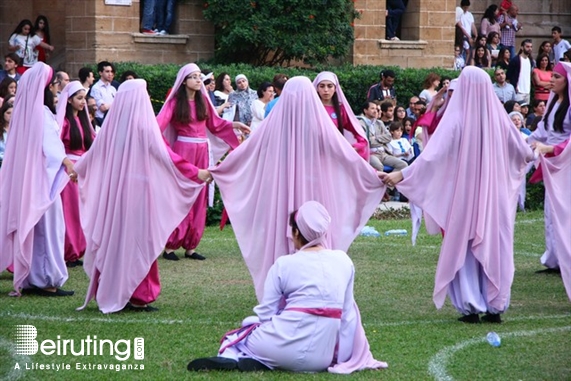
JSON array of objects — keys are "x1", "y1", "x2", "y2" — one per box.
[
  {"x1": 419, "y1": 73, "x2": 441, "y2": 103},
  {"x1": 249, "y1": 81, "x2": 274, "y2": 134},
  {"x1": 8, "y1": 19, "x2": 54, "y2": 74},
  {"x1": 214, "y1": 72, "x2": 234, "y2": 102}
]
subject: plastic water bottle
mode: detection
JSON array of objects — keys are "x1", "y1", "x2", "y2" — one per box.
[
  {"x1": 486, "y1": 332, "x2": 501, "y2": 347},
  {"x1": 384, "y1": 229, "x2": 408, "y2": 236},
  {"x1": 360, "y1": 226, "x2": 381, "y2": 237}
]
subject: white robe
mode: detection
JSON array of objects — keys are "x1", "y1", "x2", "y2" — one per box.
[{"x1": 220, "y1": 249, "x2": 358, "y2": 372}]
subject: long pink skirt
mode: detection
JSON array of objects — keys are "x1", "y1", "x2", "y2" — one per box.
[
  {"x1": 61, "y1": 179, "x2": 86, "y2": 262},
  {"x1": 130, "y1": 261, "x2": 161, "y2": 305}
]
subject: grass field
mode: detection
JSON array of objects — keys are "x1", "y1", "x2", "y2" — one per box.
[{"x1": 0, "y1": 209, "x2": 569, "y2": 381}]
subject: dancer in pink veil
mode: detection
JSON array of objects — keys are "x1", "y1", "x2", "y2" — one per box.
[
  {"x1": 527, "y1": 62, "x2": 571, "y2": 274},
  {"x1": 382, "y1": 67, "x2": 534, "y2": 323},
  {"x1": 313, "y1": 71, "x2": 369, "y2": 161},
  {"x1": 210, "y1": 76, "x2": 385, "y2": 301},
  {"x1": 157, "y1": 63, "x2": 249, "y2": 261},
  {"x1": 530, "y1": 139, "x2": 570, "y2": 301},
  {"x1": 0, "y1": 62, "x2": 76, "y2": 297},
  {"x1": 187, "y1": 201, "x2": 388, "y2": 373},
  {"x1": 56, "y1": 80, "x2": 95, "y2": 268},
  {"x1": 76, "y1": 79, "x2": 211, "y2": 313}
]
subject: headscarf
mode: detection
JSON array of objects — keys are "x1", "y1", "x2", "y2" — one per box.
[
  {"x1": 0, "y1": 62, "x2": 69, "y2": 291},
  {"x1": 397, "y1": 66, "x2": 534, "y2": 311},
  {"x1": 210, "y1": 76, "x2": 385, "y2": 300},
  {"x1": 228, "y1": 74, "x2": 257, "y2": 125},
  {"x1": 76, "y1": 79, "x2": 203, "y2": 313},
  {"x1": 56, "y1": 80, "x2": 89, "y2": 129},
  {"x1": 295, "y1": 201, "x2": 331, "y2": 251},
  {"x1": 312, "y1": 71, "x2": 369, "y2": 160},
  {"x1": 156, "y1": 63, "x2": 237, "y2": 163}
]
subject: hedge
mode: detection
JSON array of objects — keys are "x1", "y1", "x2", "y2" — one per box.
[{"x1": 106, "y1": 62, "x2": 543, "y2": 221}]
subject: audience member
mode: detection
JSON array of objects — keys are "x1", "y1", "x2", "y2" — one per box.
[
  {"x1": 228, "y1": 74, "x2": 258, "y2": 126},
  {"x1": 456, "y1": 0, "x2": 477, "y2": 58},
  {"x1": 379, "y1": 101, "x2": 394, "y2": 124},
  {"x1": 412, "y1": 99, "x2": 426, "y2": 120},
  {"x1": 264, "y1": 74, "x2": 288, "y2": 117},
  {"x1": 86, "y1": 95, "x2": 98, "y2": 131},
  {"x1": 78, "y1": 67, "x2": 95, "y2": 91},
  {"x1": 406, "y1": 96, "x2": 419, "y2": 119},
  {"x1": 55, "y1": 71, "x2": 70, "y2": 94},
  {"x1": 387, "y1": 121, "x2": 414, "y2": 163},
  {"x1": 537, "y1": 40, "x2": 554, "y2": 66},
  {"x1": 394, "y1": 105, "x2": 407, "y2": 125},
  {"x1": 356, "y1": 101, "x2": 407, "y2": 172},
  {"x1": 119, "y1": 70, "x2": 138, "y2": 83},
  {"x1": 33, "y1": 15, "x2": 51, "y2": 63},
  {"x1": 503, "y1": 99, "x2": 521, "y2": 114},
  {"x1": 480, "y1": 4, "x2": 500, "y2": 37},
  {"x1": 454, "y1": 45, "x2": 466, "y2": 71},
  {"x1": 470, "y1": 44, "x2": 491, "y2": 69},
  {"x1": 498, "y1": 5, "x2": 521, "y2": 59},
  {"x1": 0, "y1": 53, "x2": 21, "y2": 83},
  {"x1": 563, "y1": 49, "x2": 571, "y2": 63},
  {"x1": 154, "y1": 0, "x2": 176, "y2": 35},
  {"x1": 496, "y1": 47, "x2": 511, "y2": 71},
  {"x1": 419, "y1": 73, "x2": 441, "y2": 103},
  {"x1": 532, "y1": 53, "x2": 553, "y2": 102},
  {"x1": 8, "y1": 19, "x2": 54, "y2": 74},
  {"x1": 214, "y1": 72, "x2": 233, "y2": 102},
  {"x1": 90, "y1": 61, "x2": 117, "y2": 126},
  {"x1": 141, "y1": 0, "x2": 159, "y2": 34},
  {"x1": 0, "y1": 102, "x2": 12, "y2": 164},
  {"x1": 0, "y1": 77, "x2": 17, "y2": 106},
  {"x1": 250, "y1": 81, "x2": 274, "y2": 134},
  {"x1": 507, "y1": 39, "x2": 534, "y2": 104},
  {"x1": 551, "y1": 26, "x2": 571, "y2": 65},
  {"x1": 509, "y1": 111, "x2": 530, "y2": 139},
  {"x1": 367, "y1": 69, "x2": 397, "y2": 104},
  {"x1": 486, "y1": 32, "x2": 503, "y2": 67},
  {"x1": 525, "y1": 99, "x2": 545, "y2": 127},
  {"x1": 492, "y1": 67, "x2": 516, "y2": 103},
  {"x1": 386, "y1": 0, "x2": 406, "y2": 41}
]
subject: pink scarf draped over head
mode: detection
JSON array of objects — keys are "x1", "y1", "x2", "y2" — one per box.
[
  {"x1": 56, "y1": 81, "x2": 90, "y2": 129},
  {"x1": 76, "y1": 79, "x2": 203, "y2": 313},
  {"x1": 312, "y1": 71, "x2": 369, "y2": 160},
  {"x1": 157, "y1": 63, "x2": 234, "y2": 163},
  {"x1": 210, "y1": 76, "x2": 385, "y2": 301},
  {"x1": 397, "y1": 66, "x2": 534, "y2": 311},
  {"x1": 0, "y1": 62, "x2": 69, "y2": 291}
]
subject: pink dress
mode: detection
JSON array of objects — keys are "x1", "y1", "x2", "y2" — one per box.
[
  {"x1": 532, "y1": 68, "x2": 552, "y2": 101},
  {"x1": 60, "y1": 117, "x2": 94, "y2": 262}
]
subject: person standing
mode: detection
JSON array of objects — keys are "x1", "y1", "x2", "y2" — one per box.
[
  {"x1": 158, "y1": 63, "x2": 249, "y2": 261},
  {"x1": 456, "y1": 0, "x2": 477, "y2": 59},
  {"x1": 90, "y1": 61, "x2": 117, "y2": 126},
  {"x1": 0, "y1": 62, "x2": 77, "y2": 297},
  {"x1": 76, "y1": 79, "x2": 211, "y2": 313},
  {"x1": 154, "y1": 0, "x2": 176, "y2": 35},
  {"x1": 33, "y1": 15, "x2": 51, "y2": 63},
  {"x1": 507, "y1": 39, "x2": 534, "y2": 104},
  {"x1": 382, "y1": 67, "x2": 534, "y2": 323},
  {"x1": 7, "y1": 19, "x2": 54, "y2": 75},
  {"x1": 228, "y1": 74, "x2": 258, "y2": 126},
  {"x1": 527, "y1": 62, "x2": 571, "y2": 273},
  {"x1": 551, "y1": 26, "x2": 571, "y2": 65},
  {"x1": 56, "y1": 81, "x2": 95, "y2": 268},
  {"x1": 385, "y1": 0, "x2": 406, "y2": 41},
  {"x1": 498, "y1": 4, "x2": 522, "y2": 59},
  {"x1": 367, "y1": 69, "x2": 397, "y2": 104}
]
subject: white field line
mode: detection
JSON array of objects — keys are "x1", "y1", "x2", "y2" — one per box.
[
  {"x1": 428, "y1": 325, "x2": 571, "y2": 381},
  {"x1": 0, "y1": 311, "x2": 568, "y2": 328},
  {"x1": 0, "y1": 337, "x2": 32, "y2": 381}
]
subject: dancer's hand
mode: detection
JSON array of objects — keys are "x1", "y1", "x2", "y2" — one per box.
[
  {"x1": 233, "y1": 122, "x2": 251, "y2": 135},
  {"x1": 198, "y1": 169, "x2": 213, "y2": 184},
  {"x1": 382, "y1": 171, "x2": 403, "y2": 187},
  {"x1": 531, "y1": 142, "x2": 554, "y2": 155}
]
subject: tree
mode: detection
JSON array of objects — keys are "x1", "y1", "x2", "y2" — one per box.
[{"x1": 202, "y1": 0, "x2": 359, "y2": 66}]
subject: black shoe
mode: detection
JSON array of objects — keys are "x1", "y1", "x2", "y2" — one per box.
[
  {"x1": 187, "y1": 357, "x2": 238, "y2": 371},
  {"x1": 123, "y1": 302, "x2": 159, "y2": 312},
  {"x1": 458, "y1": 313, "x2": 480, "y2": 324},
  {"x1": 481, "y1": 313, "x2": 502, "y2": 324},
  {"x1": 22, "y1": 287, "x2": 74, "y2": 297},
  {"x1": 185, "y1": 252, "x2": 206, "y2": 260},
  {"x1": 535, "y1": 268, "x2": 561, "y2": 274},
  {"x1": 162, "y1": 251, "x2": 179, "y2": 261},
  {"x1": 66, "y1": 260, "x2": 84, "y2": 268},
  {"x1": 237, "y1": 358, "x2": 270, "y2": 372}
]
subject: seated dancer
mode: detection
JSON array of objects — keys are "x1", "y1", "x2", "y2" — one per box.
[
  {"x1": 382, "y1": 67, "x2": 534, "y2": 324},
  {"x1": 76, "y1": 79, "x2": 211, "y2": 313},
  {"x1": 188, "y1": 201, "x2": 388, "y2": 373}
]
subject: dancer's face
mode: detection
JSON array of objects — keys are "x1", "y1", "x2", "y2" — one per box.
[
  {"x1": 551, "y1": 71, "x2": 568, "y2": 96},
  {"x1": 69, "y1": 90, "x2": 87, "y2": 112},
  {"x1": 317, "y1": 80, "x2": 335, "y2": 103},
  {"x1": 184, "y1": 71, "x2": 202, "y2": 92}
]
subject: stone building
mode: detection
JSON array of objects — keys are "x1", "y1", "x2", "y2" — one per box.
[{"x1": 0, "y1": 0, "x2": 569, "y2": 75}]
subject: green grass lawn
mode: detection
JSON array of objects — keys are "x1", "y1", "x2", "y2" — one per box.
[{"x1": 0, "y1": 210, "x2": 569, "y2": 381}]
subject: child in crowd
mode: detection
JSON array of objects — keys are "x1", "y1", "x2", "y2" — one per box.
[
  {"x1": 454, "y1": 45, "x2": 465, "y2": 71},
  {"x1": 388, "y1": 121, "x2": 414, "y2": 163}
]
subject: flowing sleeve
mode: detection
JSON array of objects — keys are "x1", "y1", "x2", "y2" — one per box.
[
  {"x1": 341, "y1": 108, "x2": 368, "y2": 160},
  {"x1": 252, "y1": 260, "x2": 284, "y2": 323}
]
